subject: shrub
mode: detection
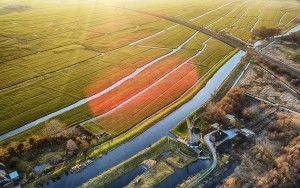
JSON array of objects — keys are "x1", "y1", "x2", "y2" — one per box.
[
  {"x1": 252, "y1": 26, "x2": 281, "y2": 39},
  {"x1": 66, "y1": 139, "x2": 78, "y2": 155}
]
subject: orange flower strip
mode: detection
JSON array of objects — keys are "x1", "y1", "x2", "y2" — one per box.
[
  {"x1": 86, "y1": 51, "x2": 195, "y2": 116},
  {"x1": 93, "y1": 63, "x2": 199, "y2": 135}
]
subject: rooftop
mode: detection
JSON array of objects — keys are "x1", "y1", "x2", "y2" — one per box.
[
  {"x1": 240, "y1": 128, "x2": 255, "y2": 137},
  {"x1": 9, "y1": 171, "x2": 19, "y2": 180}
]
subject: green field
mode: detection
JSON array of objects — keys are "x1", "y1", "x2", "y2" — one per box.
[{"x1": 0, "y1": 0, "x2": 300, "y2": 146}]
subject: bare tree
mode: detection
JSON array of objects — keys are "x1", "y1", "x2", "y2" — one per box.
[
  {"x1": 252, "y1": 26, "x2": 281, "y2": 39},
  {"x1": 42, "y1": 119, "x2": 65, "y2": 138},
  {"x1": 66, "y1": 139, "x2": 78, "y2": 155}
]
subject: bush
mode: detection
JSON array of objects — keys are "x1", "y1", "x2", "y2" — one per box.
[
  {"x1": 281, "y1": 31, "x2": 300, "y2": 44},
  {"x1": 204, "y1": 88, "x2": 245, "y2": 125},
  {"x1": 8, "y1": 157, "x2": 19, "y2": 168},
  {"x1": 252, "y1": 26, "x2": 281, "y2": 39}
]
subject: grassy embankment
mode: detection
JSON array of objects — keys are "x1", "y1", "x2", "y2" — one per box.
[
  {"x1": 81, "y1": 137, "x2": 197, "y2": 188},
  {"x1": 125, "y1": 161, "x2": 174, "y2": 188}
]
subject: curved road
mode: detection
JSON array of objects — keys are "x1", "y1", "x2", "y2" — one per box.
[
  {"x1": 186, "y1": 131, "x2": 217, "y2": 188},
  {"x1": 204, "y1": 131, "x2": 217, "y2": 172}
]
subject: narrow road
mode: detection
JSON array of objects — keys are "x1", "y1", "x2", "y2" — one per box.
[
  {"x1": 204, "y1": 131, "x2": 218, "y2": 172},
  {"x1": 245, "y1": 93, "x2": 300, "y2": 113},
  {"x1": 186, "y1": 131, "x2": 218, "y2": 188},
  {"x1": 127, "y1": 9, "x2": 300, "y2": 81}
]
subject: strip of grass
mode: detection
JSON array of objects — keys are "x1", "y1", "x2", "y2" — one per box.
[
  {"x1": 83, "y1": 122, "x2": 106, "y2": 135},
  {"x1": 126, "y1": 161, "x2": 174, "y2": 188},
  {"x1": 81, "y1": 137, "x2": 195, "y2": 188}
]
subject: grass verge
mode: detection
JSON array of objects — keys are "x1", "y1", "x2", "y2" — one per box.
[{"x1": 126, "y1": 161, "x2": 174, "y2": 188}]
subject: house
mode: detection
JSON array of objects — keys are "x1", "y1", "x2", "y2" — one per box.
[
  {"x1": 237, "y1": 128, "x2": 255, "y2": 141},
  {"x1": 0, "y1": 163, "x2": 13, "y2": 187},
  {"x1": 211, "y1": 123, "x2": 220, "y2": 129},
  {"x1": 225, "y1": 114, "x2": 237, "y2": 126},
  {"x1": 186, "y1": 117, "x2": 200, "y2": 146},
  {"x1": 8, "y1": 171, "x2": 19, "y2": 181},
  {"x1": 0, "y1": 163, "x2": 20, "y2": 188},
  {"x1": 189, "y1": 127, "x2": 200, "y2": 146},
  {"x1": 209, "y1": 130, "x2": 227, "y2": 142}
]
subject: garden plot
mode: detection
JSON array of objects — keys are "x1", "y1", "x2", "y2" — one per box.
[
  {"x1": 183, "y1": 33, "x2": 210, "y2": 51},
  {"x1": 190, "y1": 39, "x2": 235, "y2": 69},
  {"x1": 0, "y1": 3, "x2": 173, "y2": 61},
  {"x1": 83, "y1": 62, "x2": 199, "y2": 135},
  {"x1": 0, "y1": 84, "x2": 77, "y2": 135},
  {"x1": 186, "y1": 0, "x2": 300, "y2": 42}
]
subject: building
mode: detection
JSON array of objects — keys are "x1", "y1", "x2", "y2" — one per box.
[
  {"x1": 225, "y1": 114, "x2": 237, "y2": 126},
  {"x1": 0, "y1": 163, "x2": 13, "y2": 187},
  {"x1": 189, "y1": 127, "x2": 200, "y2": 146},
  {"x1": 186, "y1": 117, "x2": 200, "y2": 146},
  {"x1": 209, "y1": 130, "x2": 227, "y2": 142},
  {"x1": 211, "y1": 123, "x2": 220, "y2": 129},
  {"x1": 0, "y1": 163, "x2": 19, "y2": 188},
  {"x1": 8, "y1": 171, "x2": 19, "y2": 181},
  {"x1": 237, "y1": 128, "x2": 255, "y2": 141}
]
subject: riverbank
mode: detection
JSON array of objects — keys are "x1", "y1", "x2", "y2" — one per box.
[{"x1": 26, "y1": 49, "x2": 243, "y2": 188}]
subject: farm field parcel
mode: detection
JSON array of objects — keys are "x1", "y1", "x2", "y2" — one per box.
[{"x1": 1, "y1": 0, "x2": 300, "y2": 146}]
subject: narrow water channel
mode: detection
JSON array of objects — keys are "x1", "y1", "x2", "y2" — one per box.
[
  {"x1": 43, "y1": 50, "x2": 245, "y2": 188},
  {"x1": 156, "y1": 160, "x2": 210, "y2": 188},
  {"x1": 203, "y1": 162, "x2": 239, "y2": 188},
  {"x1": 106, "y1": 165, "x2": 147, "y2": 188},
  {"x1": 105, "y1": 159, "x2": 210, "y2": 188}
]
